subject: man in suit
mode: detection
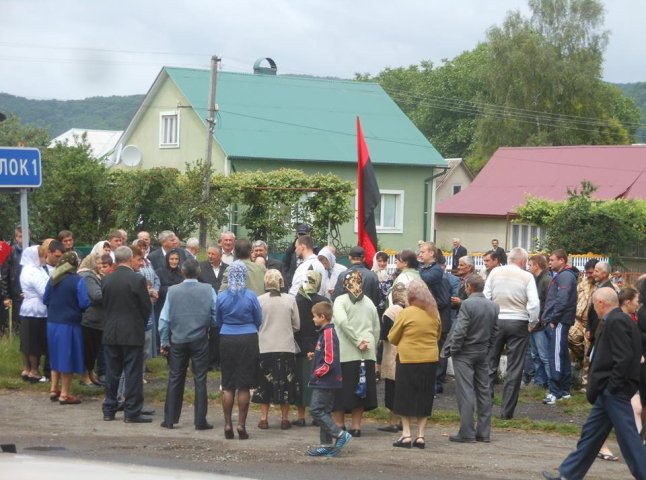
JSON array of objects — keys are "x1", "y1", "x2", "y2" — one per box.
[
  {"x1": 148, "y1": 230, "x2": 187, "y2": 272},
  {"x1": 198, "y1": 245, "x2": 228, "y2": 370},
  {"x1": 159, "y1": 258, "x2": 217, "y2": 430},
  {"x1": 451, "y1": 238, "x2": 467, "y2": 271},
  {"x1": 102, "y1": 246, "x2": 153, "y2": 423},
  {"x1": 543, "y1": 287, "x2": 646, "y2": 480},
  {"x1": 491, "y1": 239, "x2": 507, "y2": 265},
  {"x1": 443, "y1": 275, "x2": 499, "y2": 443},
  {"x1": 252, "y1": 240, "x2": 283, "y2": 274}
]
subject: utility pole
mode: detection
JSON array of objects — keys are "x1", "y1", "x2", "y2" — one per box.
[{"x1": 199, "y1": 55, "x2": 221, "y2": 248}]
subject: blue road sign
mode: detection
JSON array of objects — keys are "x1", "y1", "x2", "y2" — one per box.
[{"x1": 0, "y1": 147, "x2": 42, "y2": 188}]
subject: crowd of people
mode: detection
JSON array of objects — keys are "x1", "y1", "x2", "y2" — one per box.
[{"x1": 1, "y1": 227, "x2": 646, "y2": 476}]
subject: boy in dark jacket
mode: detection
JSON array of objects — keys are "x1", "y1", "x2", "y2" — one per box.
[{"x1": 306, "y1": 301, "x2": 352, "y2": 457}]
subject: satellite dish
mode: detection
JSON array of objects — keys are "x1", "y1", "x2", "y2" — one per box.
[{"x1": 121, "y1": 145, "x2": 142, "y2": 167}]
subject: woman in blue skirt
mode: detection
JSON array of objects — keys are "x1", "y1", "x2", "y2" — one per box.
[{"x1": 44, "y1": 252, "x2": 90, "y2": 404}]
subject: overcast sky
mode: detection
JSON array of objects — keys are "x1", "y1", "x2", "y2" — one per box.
[{"x1": 1, "y1": 0, "x2": 644, "y2": 100}]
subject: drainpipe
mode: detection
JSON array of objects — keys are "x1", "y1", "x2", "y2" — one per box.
[{"x1": 423, "y1": 167, "x2": 449, "y2": 242}]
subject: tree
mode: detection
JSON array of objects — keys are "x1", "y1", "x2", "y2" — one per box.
[
  {"x1": 29, "y1": 142, "x2": 112, "y2": 243},
  {"x1": 0, "y1": 114, "x2": 51, "y2": 240},
  {"x1": 470, "y1": 0, "x2": 640, "y2": 170},
  {"x1": 516, "y1": 180, "x2": 646, "y2": 256}
]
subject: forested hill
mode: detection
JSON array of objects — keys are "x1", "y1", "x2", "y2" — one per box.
[
  {"x1": 615, "y1": 82, "x2": 646, "y2": 142},
  {"x1": 1, "y1": 82, "x2": 645, "y2": 142},
  {"x1": 0, "y1": 93, "x2": 144, "y2": 137}
]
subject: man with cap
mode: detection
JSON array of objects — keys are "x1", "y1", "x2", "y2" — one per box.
[{"x1": 331, "y1": 246, "x2": 380, "y2": 307}]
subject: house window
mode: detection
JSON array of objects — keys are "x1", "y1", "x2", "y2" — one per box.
[
  {"x1": 452, "y1": 184, "x2": 462, "y2": 195},
  {"x1": 511, "y1": 223, "x2": 544, "y2": 252},
  {"x1": 159, "y1": 111, "x2": 180, "y2": 148},
  {"x1": 355, "y1": 189, "x2": 404, "y2": 234}
]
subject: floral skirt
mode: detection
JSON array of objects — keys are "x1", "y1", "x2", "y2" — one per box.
[{"x1": 252, "y1": 352, "x2": 300, "y2": 405}]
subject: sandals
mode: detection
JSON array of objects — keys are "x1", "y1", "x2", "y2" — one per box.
[
  {"x1": 257, "y1": 419, "x2": 268, "y2": 429},
  {"x1": 59, "y1": 395, "x2": 82, "y2": 405},
  {"x1": 597, "y1": 452, "x2": 618, "y2": 462},
  {"x1": 413, "y1": 437, "x2": 425, "y2": 449},
  {"x1": 49, "y1": 390, "x2": 61, "y2": 402},
  {"x1": 224, "y1": 427, "x2": 234, "y2": 440},
  {"x1": 393, "y1": 436, "x2": 412, "y2": 448}
]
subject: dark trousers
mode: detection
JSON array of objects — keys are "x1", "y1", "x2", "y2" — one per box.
[
  {"x1": 559, "y1": 389, "x2": 646, "y2": 480},
  {"x1": 82, "y1": 325, "x2": 103, "y2": 372},
  {"x1": 489, "y1": 319, "x2": 529, "y2": 419},
  {"x1": 103, "y1": 344, "x2": 144, "y2": 419},
  {"x1": 436, "y1": 331, "x2": 449, "y2": 391},
  {"x1": 310, "y1": 388, "x2": 342, "y2": 446},
  {"x1": 208, "y1": 326, "x2": 220, "y2": 370},
  {"x1": 548, "y1": 323, "x2": 572, "y2": 398},
  {"x1": 163, "y1": 336, "x2": 209, "y2": 426},
  {"x1": 453, "y1": 351, "x2": 492, "y2": 440}
]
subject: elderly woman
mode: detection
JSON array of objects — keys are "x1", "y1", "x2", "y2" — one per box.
[
  {"x1": 292, "y1": 270, "x2": 330, "y2": 426},
  {"x1": 18, "y1": 245, "x2": 50, "y2": 383},
  {"x1": 388, "y1": 279, "x2": 441, "y2": 449},
  {"x1": 154, "y1": 249, "x2": 182, "y2": 321},
  {"x1": 78, "y1": 254, "x2": 104, "y2": 386},
  {"x1": 215, "y1": 261, "x2": 262, "y2": 440},
  {"x1": 252, "y1": 269, "x2": 300, "y2": 430},
  {"x1": 377, "y1": 282, "x2": 408, "y2": 432},
  {"x1": 44, "y1": 252, "x2": 90, "y2": 404},
  {"x1": 332, "y1": 270, "x2": 380, "y2": 437}
]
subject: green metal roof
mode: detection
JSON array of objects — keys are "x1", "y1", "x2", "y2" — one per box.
[{"x1": 164, "y1": 67, "x2": 446, "y2": 167}]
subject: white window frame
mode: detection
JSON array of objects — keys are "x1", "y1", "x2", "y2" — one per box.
[
  {"x1": 354, "y1": 189, "x2": 404, "y2": 234},
  {"x1": 159, "y1": 110, "x2": 180, "y2": 148},
  {"x1": 511, "y1": 223, "x2": 544, "y2": 252}
]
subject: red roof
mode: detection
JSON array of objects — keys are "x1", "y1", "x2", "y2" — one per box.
[{"x1": 435, "y1": 145, "x2": 646, "y2": 217}]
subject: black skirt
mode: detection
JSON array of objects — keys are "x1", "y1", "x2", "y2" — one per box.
[
  {"x1": 20, "y1": 316, "x2": 47, "y2": 357},
  {"x1": 333, "y1": 359, "x2": 378, "y2": 413},
  {"x1": 384, "y1": 378, "x2": 396, "y2": 411},
  {"x1": 252, "y1": 352, "x2": 300, "y2": 405},
  {"x1": 220, "y1": 333, "x2": 259, "y2": 390},
  {"x1": 393, "y1": 360, "x2": 437, "y2": 417}
]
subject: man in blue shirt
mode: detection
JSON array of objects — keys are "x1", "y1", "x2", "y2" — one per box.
[{"x1": 159, "y1": 258, "x2": 217, "y2": 430}]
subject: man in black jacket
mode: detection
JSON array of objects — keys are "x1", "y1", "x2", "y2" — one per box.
[
  {"x1": 198, "y1": 245, "x2": 228, "y2": 370},
  {"x1": 330, "y1": 246, "x2": 379, "y2": 307},
  {"x1": 543, "y1": 287, "x2": 646, "y2": 480},
  {"x1": 102, "y1": 246, "x2": 153, "y2": 423}
]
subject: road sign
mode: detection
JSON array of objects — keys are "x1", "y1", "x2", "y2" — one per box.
[{"x1": 0, "y1": 147, "x2": 42, "y2": 188}]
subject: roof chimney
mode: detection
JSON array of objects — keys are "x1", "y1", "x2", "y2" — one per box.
[{"x1": 253, "y1": 57, "x2": 277, "y2": 75}]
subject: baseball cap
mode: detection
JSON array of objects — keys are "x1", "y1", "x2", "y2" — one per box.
[
  {"x1": 349, "y1": 246, "x2": 365, "y2": 258},
  {"x1": 296, "y1": 223, "x2": 311, "y2": 235}
]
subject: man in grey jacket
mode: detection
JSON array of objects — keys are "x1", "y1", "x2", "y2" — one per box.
[
  {"x1": 443, "y1": 275, "x2": 499, "y2": 443},
  {"x1": 159, "y1": 258, "x2": 217, "y2": 430}
]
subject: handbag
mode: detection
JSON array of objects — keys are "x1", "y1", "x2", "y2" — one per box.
[{"x1": 354, "y1": 360, "x2": 367, "y2": 399}]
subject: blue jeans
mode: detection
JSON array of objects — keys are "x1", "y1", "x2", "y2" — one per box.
[
  {"x1": 530, "y1": 329, "x2": 551, "y2": 387},
  {"x1": 310, "y1": 388, "x2": 342, "y2": 446},
  {"x1": 559, "y1": 389, "x2": 646, "y2": 480},
  {"x1": 548, "y1": 323, "x2": 571, "y2": 398}
]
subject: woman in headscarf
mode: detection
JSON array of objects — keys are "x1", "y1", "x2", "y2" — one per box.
[
  {"x1": 43, "y1": 252, "x2": 90, "y2": 404},
  {"x1": 317, "y1": 246, "x2": 347, "y2": 300},
  {"x1": 18, "y1": 245, "x2": 50, "y2": 383},
  {"x1": 292, "y1": 270, "x2": 331, "y2": 426},
  {"x1": 332, "y1": 269, "x2": 380, "y2": 437},
  {"x1": 78, "y1": 253, "x2": 104, "y2": 386},
  {"x1": 252, "y1": 269, "x2": 300, "y2": 430},
  {"x1": 215, "y1": 260, "x2": 262, "y2": 440},
  {"x1": 377, "y1": 282, "x2": 408, "y2": 432},
  {"x1": 154, "y1": 249, "x2": 183, "y2": 321},
  {"x1": 372, "y1": 250, "x2": 393, "y2": 316},
  {"x1": 388, "y1": 279, "x2": 441, "y2": 449}
]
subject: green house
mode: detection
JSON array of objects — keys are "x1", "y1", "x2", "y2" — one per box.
[{"x1": 111, "y1": 60, "x2": 447, "y2": 250}]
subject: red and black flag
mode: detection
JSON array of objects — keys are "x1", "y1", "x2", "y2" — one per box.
[{"x1": 356, "y1": 117, "x2": 380, "y2": 269}]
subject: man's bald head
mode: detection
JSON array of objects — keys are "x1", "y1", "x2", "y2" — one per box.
[{"x1": 592, "y1": 286, "x2": 619, "y2": 319}]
